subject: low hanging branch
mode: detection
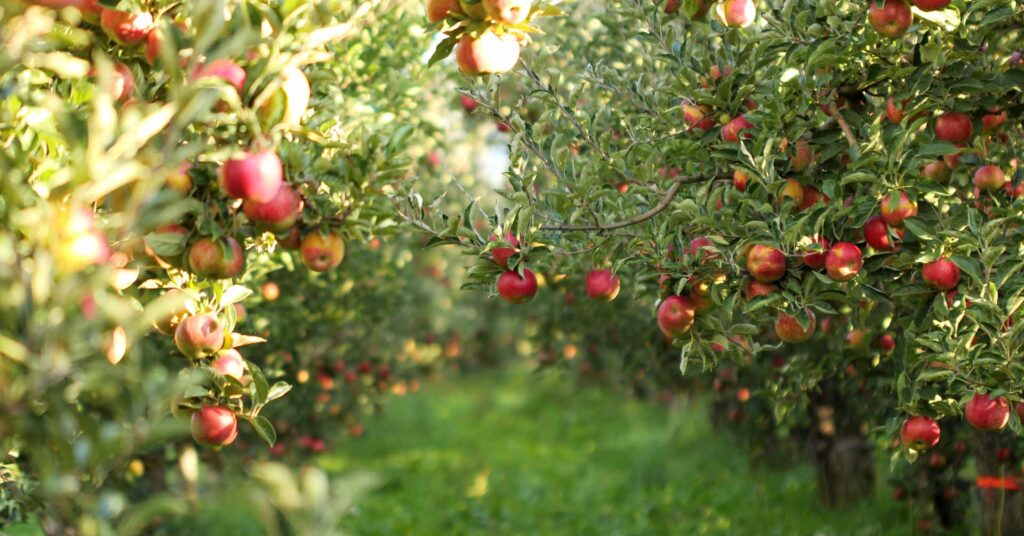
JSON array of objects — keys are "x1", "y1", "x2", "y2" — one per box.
[{"x1": 540, "y1": 174, "x2": 712, "y2": 232}]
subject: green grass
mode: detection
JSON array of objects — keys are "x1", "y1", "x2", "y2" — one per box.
[{"x1": 323, "y1": 368, "x2": 909, "y2": 535}]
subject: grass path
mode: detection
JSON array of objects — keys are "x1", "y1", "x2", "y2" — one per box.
[{"x1": 323, "y1": 368, "x2": 908, "y2": 535}]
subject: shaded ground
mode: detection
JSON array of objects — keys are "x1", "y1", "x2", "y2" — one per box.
[{"x1": 323, "y1": 368, "x2": 909, "y2": 535}]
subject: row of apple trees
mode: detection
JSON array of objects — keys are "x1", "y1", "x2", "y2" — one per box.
[
  {"x1": 416, "y1": 0, "x2": 1024, "y2": 532},
  {"x1": 0, "y1": 0, "x2": 532, "y2": 532}
]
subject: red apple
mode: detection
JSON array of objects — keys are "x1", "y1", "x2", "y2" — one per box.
[
  {"x1": 460, "y1": 94, "x2": 478, "y2": 112},
  {"x1": 880, "y1": 192, "x2": 917, "y2": 226},
  {"x1": 867, "y1": 0, "x2": 912, "y2": 39},
  {"x1": 774, "y1": 309, "x2": 816, "y2": 343},
  {"x1": 801, "y1": 235, "x2": 830, "y2": 269},
  {"x1": 220, "y1": 150, "x2": 284, "y2": 204},
  {"x1": 733, "y1": 169, "x2": 749, "y2": 191},
  {"x1": 300, "y1": 231, "x2": 345, "y2": 272},
  {"x1": 212, "y1": 349, "x2": 247, "y2": 380},
  {"x1": 497, "y1": 269, "x2": 538, "y2": 303},
  {"x1": 278, "y1": 226, "x2": 302, "y2": 250},
  {"x1": 664, "y1": 0, "x2": 680, "y2": 14},
  {"x1": 877, "y1": 333, "x2": 896, "y2": 352},
  {"x1": 934, "y1": 112, "x2": 973, "y2": 144},
  {"x1": 100, "y1": 8, "x2": 153, "y2": 45},
  {"x1": 243, "y1": 183, "x2": 303, "y2": 232},
  {"x1": 188, "y1": 236, "x2": 245, "y2": 279},
  {"x1": 825, "y1": 242, "x2": 862, "y2": 282},
  {"x1": 912, "y1": 0, "x2": 950, "y2": 10},
  {"x1": 721, "y1": 115, "x2": 753, "y2": 142},
  {"x1": 715, "y1": 0, "x2": 756, "y2": 28},
  {"x1": 800, "y1": 185, "x2": 829, "y2": 210},
  {"x1": 109, "y1": 63, "x2": 135, "y2": 102},
  {"x1": 746, "y1": 244, "x2": 786, "y2": 283},
  {"x1": 687, "y1": 236, "x2": 719, "y2": 261},
  {"x1": 744, "y1": 280, "x2": 776, "y2": 300},
  {"x1": 490, "y1": 233, "x2": 519, "y2": 268},
  {"x1": 900, "y1": 416, "x2": 940, "y2": 450},
  {"x1": 682, "y1": 103, "x2": 714, "y2": 131},
  {"x1": 427, "y1": 0, "x2": 464, "y2": 21},
  {"x1": 262, "y1": 281, "x2": 280, "y2": 301},
  {"x1": 455, "y1": 32, "x2": 521, "y2": 75},
  {"x1": 864, "y1": 216, "x2": 898, "y2": 251},
  {"x1": 657, "y1": 295, "x2": 696, "y2": 338},
  {"x1": 192, "y1": 59, "x2": 247, "y2": 95},
  {"x1": 191, "y1": 406, "x2": 238, "y2": 447},
  {"x1": 922, "y1": 258, "x2": 960, "y2": 290},
  {"x1": 174, "y1": 314, "x2": 224, "y2": 359},
  {"x1": 145, "y1": 21, "x2": 187, "y2": 65},
  {"x1": 483, "y1": 0, "x2": 532, "y2": 24},
  {"x1": 965, "y1": 392, "x2": 1010, "y2": 431},
  {"x1": 922, "y1": 160, "x2": 952, "y2": 184},
  {"x1": 973, "y1": 165, "x2": 1006, "y2": 191},
  {"x1": 885, "y1": 96, "x2": 906, "y2": 123},
  {"x1": 586, "y1": 269, "x2": 621, "y2": 301},
  {"x1": 981, "y1": 110, "x2": 1008, "y2": 134}
]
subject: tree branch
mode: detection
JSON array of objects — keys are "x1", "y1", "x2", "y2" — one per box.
[
  {"x1": 829, "y1": 101, "x2": 857, "y2": 149},
  {"x1": 540, "y1": 175, "x2": 712, "y2": 232}
]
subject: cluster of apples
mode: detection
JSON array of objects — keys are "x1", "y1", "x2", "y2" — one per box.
[
  {"x1": 664, "y1": 0, "x2": 756, "y2": 29},
  {"x1": 488, "y1": 234, "x2": 623, "y2": 305},
  {"x1": 426, "y1": 0, "x2": 536, "y2": 75},
  {"x1": 901, "y1": 392, "x2": 1021, "y2": 455},
  {"x1": 868, "y1": 0, "x2": 951, "y2": 39}
]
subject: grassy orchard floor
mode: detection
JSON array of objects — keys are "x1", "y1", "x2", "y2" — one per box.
[{"x1": 323, "y1": 367, "x2": 909, "y2": 535}]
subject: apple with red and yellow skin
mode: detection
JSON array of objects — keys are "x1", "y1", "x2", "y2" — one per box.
[
  {"x1": 864, "y1": 215, "x2": 898, "y2": 251},
  {"x1": 885, "y1": 96, "x2": 907, "y2": 123},
  {"x1": 778, "y1": 178, "x2": 803, "y2": 205},
  {"x1": 912, "y1": 0, "x2": 950, "y2": 10},
  {"x1": 455, "y1": 32, "x2": 520, "y2": 75},
  {"x1": 427, "y1": 0, "x2": 464, "y2": 21},
  {"x1": 192, "y1": 59, "x2": 247, "y2": 94},
  {"x1": 733, "y1": 169, "x2": 749, "y2": 191},
  {"x1": 657, "y1": 295, "x2": 695, "y2": 339},
  {"x1": 100, "y1": 8, "x2": 153, "y2": 45},
  {"x1": 965, "y1": 392, "x2": 1010, "y2": 431},
  {"x1": 687, "y1": 236, "x2": 719, "y2": 261},
  {"x1": 922, "y1": 258, "x2": 960, "y2": 290},
  {"x1": 982, "y1": 110, "x2": 1008, "y2": 134},
  {"x1": 934, "y1": 112, "x2": 973, "y2": 144},
  {"x1": 901, "y1": 418, "x2": 937, "y2": 450},
  {"x1": 973, "y1": 165, "x2": 1006, "y2": 191},
  {"x1": 922, "y1": 160, "x2": 952, "y2": 183},
  {"x1": 867, "y1": 0, "x2": 912, "y2": 39},
  {"x1": 243, "y1": 183, "x2": 303, "y2": 232},
  {"x1": 715, "y1": 0, "x2": 756, "y2": 28},
  {"x1": 483, "y1": 0, "x2": 532, "y2": 24},
  {"x1": 191, "y1": 406, "x2": 238, "y2": 447},
  {"x1": 109, "y1": 63, "x2": 135, "y2": 102},
  {"x1": 721, "y1": 115, "x2": 753, "y2": 142},
  {"x1": 825, "y1": 242, "x2": 862, "y2": 282},
  {"x1": 188, "y1": 237, "x2": 245, "y2": 279},
  {"x1": 682, "y1": 103, "x2": 714, "y2": 131},
  {"x1": 746, "y1": 244, "x2": 786, "y2": 283},
  {"x1": 585, "y1": 270, "x2": 621, "y2": 301},
  {"x1": 261, "y1": 282, "x2": 280, "y2": 302},
  {"x1": 174, "y1": 314, "x2": 224, "y2": 359},
  {"x1": 497, "y1": 269, "x2": 537, "y2": 303},
  {"x1": 300, "y1": 231, "x2": 345, "y2": 271},
  {"x1": 220, "y1": 150, "x2": 283, "y2": 204},
  {"x1": 165, "y1": 162, "x2": 192, "y2": 194},
  {"x1": 257, "y1": 66, "x2": 311, "y2": 129},
  {"x1": 880, "y1": 192, "x2": 917, "y2": 226},
  {"x1": 800, "y1": 235, "x2": 830, "y2": 269},
  {"x1": 790, "y1": 138, "x2": 812, "y2": 172},
  {"x1": 774, "y1": 308, "x2": 816, "y2": 343},
  {"x1": 212, "y1": 349, "x2": 247, "y2": 380},
  {"x1": 845, "y1": 329, "x2": 867, "y2": 348}
]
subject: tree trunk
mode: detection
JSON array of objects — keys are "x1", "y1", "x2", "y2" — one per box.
[
  {"x1": 973, "y1": 432, "x2": 1024, "y2": 535},
  {"x1": 808, "y1": 384, "x2": 875, "y2": 507}
]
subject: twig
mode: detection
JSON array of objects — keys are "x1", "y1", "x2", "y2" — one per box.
[
  {"x1": 829, "y1": 100, "x2": 857, "y2": 149},
  {"x1": 540, "y1": 174, "x2": 711, "y2": 232}
]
